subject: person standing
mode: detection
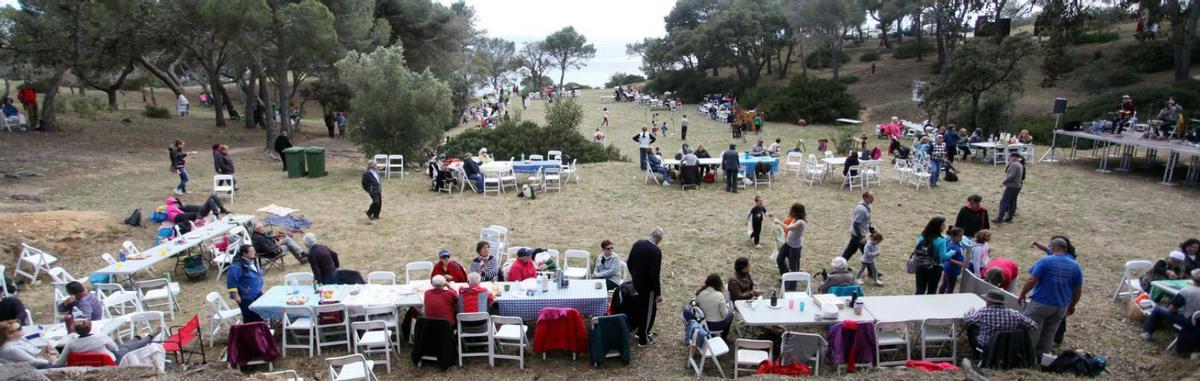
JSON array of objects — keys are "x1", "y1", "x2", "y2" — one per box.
[
  {"x1": 773, "y1": 203, "x2": 807, "y2": 290},
  {"x1": 336, "y1": 112, "x2": 348, "y2": 138},
  {"x1": 168, "y1": 140, "x2": 196, "y2": 195},
  {"x1": 633, "y1": 127, "x2": 656, "y2": 171},
  {"x1": 929, "y1": 135, "x2": 946, "y2": 187},
  {"x1": 602, "y1": 107, "x2": 609, "y2": 127},
  {"x1": 177, "y1": 94, "x2": 189, "y2": 116},
  {"x1": 226, "y1": 245, "x2": 265, "y2": 323},
  {"x1": 953, "y1": 194, "x2": 991, "y2": 238},
  {"x1": 994, "y1": 153, "x2": 1024, "y2": 224},
  {"x1": 324, "y1": 110, "x2": 337, "y2": 138},
  {"x1": 913, "y1": 217, "x2": 949, "y2": 295},
  {"x1": 304, "y1": 233, "x2": 342, "y2": 285},
  {"x1": 680, "y1": 115, "x2": 689, "y2": 141},
  {"x1": 721, "y1": 144, "x2": 740, "y2": 193},
  {"x1": 627, "y1": 227, "x2": 664, "y2": 346},
  {"x1": 753, "y1": 113, "x2": 764, "y2": 135},
  {"x1": 747, "y1": 196, "x2": 767, "y2": 248},
  {"x1": 16, "y1": 80, "x2": 36, "y2": 128},
  {"x1": 842, "y1": 191, "x2": 875, "y2": 260},
  {"x1": 1018, "y1": 238, "x2": 1083, "y2": 354},
  {"x1": 274, "y1": 131, "x2": 293, "y2": 171},
  {"x1": 361, "y1": 161, "x2": 382, "y2": 220}
]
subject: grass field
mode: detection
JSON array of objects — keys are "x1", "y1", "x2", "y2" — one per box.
[{"x1": 1, "y1": 88, "x2": 1199, "y2": 380}]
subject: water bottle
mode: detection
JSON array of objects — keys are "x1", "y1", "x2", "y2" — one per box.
[
  {"x1": 770, "y1": 289, "x2": 778, "y2": 307},
  {"x1": 289, "y1": 277, "x2": 299, "y2": 295},
  {"x1": 118, "y1": 249, "x2": 126, "y2": 262}
]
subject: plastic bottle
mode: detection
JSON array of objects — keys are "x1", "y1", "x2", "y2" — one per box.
[
  {"x1": 118, "y1": 249, "x2": 126, "y2": 262},
  {"x1": 770, "y1": 289, "x2": 778, "y2": 307}
]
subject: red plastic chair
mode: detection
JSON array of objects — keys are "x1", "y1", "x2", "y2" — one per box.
[
  {"x1": 66, "y1": 352, "x2": 116, "y2": 367},
  {"x1": 160, "y1": 314, "x2": 206, "y2": 364}
]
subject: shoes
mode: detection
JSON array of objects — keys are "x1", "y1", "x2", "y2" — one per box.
[
  {"x1": 366, "y1": 211, "x2": 372, "y2": 219},
  {"x1": 855, "y1": 279, "x2": 864, "y2": 285},
  {"x1": 1003, "y1": 219, "x2": 1013, "y2": 223},
  {"x1": 755, "y1": 244, "x2": 761, "y2": 249},
  {"x1": 1140, "y1": 332, "x2": 1152, "y2": 341},
  {"x1": 662, "y1": 181, "x2": 670, "y2": 187},
  {"x1": 991, "y1": 219, "x2": 1004, "y2": 224},
  {"x1": 173, "y1": 189, "x2": 182, "y2": 195},
  {"x1": 299, "y1": 254, "x2": 309, "y2": 264},
  {"x1": 874, "y1": 280, "x2": 884, "y2": 286}
]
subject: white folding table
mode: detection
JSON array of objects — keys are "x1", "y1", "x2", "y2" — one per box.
[
  {"x1": 860, "y1": 293, "x2": 986, "y2": 323},
  {"x1": 734, "y1": 296, "x2": 874, "y2": 327}
]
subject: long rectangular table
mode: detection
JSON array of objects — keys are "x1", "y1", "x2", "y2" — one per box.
[
  {"x1": 1150, "y1": 279, "x2": 1192, "y2": 301},
  {"x1": 735, "y1": 295, "x2": 874, "y2": 327},
  {"x1": 92, "y1": 214, "x2": 253, "y2": 277},
  {"x1": 249, "y1": 279, "x2": 610, "y2": 322},
  {"x1": 860, "y1": 293, "x2": 986, "y2": 323},
  {"x1": 1053, "y1": 129, "x2": 1200, "y2": 185}
]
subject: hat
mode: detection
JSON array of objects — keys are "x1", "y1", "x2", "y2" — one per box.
[
  {"x1": 983, "y1": 290, "x2": 1006, "y2": 304},
  {"x1": 1169, "y1": 250, "x2": 1186, "y2": 262},
  {"x1": 517, "y1": 248, "x2": 531, "y2": 257},
  {"x1": 438, "y1": 248, "x2": 451, "y2": 258}
]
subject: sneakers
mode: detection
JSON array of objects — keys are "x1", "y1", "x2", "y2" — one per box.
[
  {"x1": 173, "y1": 188, "x2": 183, "y2": 195},
  {"x1": 662, "y1": 181, "x2": 671, "y2": 187},
  {"x1": 874, "y1": 280, "x2": 884, "y2": 287},
  {"x1": 855, "y1": 278, "x2": 864, "y2": 285},
  {"x1": 755, "y1": 244, "x2": 761, "y2": 249},
  {"x1": 1140, "y1": 332, "x2": 1152, "y2": 341}
]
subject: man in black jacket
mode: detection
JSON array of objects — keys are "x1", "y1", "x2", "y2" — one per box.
[
  {"x1": 721, "y1": 144, "x2": 740, "y2": 193},
  {"x1": 626, "y1": 226, "x2": 664, "y2": 346},
  {"x1": 304, "y1": 233, "x2": 340, "y2": 285},
  {"x1": 362, "y1": 161, "x2": 382, "y2": 220},
  {"x1": 273, "y1": 133, "x2": 292, "y2": 171}
]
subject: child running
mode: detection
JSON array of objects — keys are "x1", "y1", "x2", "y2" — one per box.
[
  {"x1": 856, "y1": 232, "x2": 885, "y2": 286},
  {"x1": 747, "y1": 196, "x2": 767, "y2": 249}
]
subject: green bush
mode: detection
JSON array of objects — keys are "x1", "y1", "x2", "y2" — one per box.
[
  {"x1": 805, "y1": 48, "x2": 852, "y2": 69},
  {"x1": 564, "y1": 82, "x2": 592, "y2": 90},
  {"x1": 837, "y1": 75, "x2": 860, "y2": 85},
  {"x1": 1121, "y1": 41, "x2": 1200, "y2": 73},
  {"x1": 953, "y1": 96, "x2": 1015, "y2": 135},
  {"x1": 605, "y1": 72, "x2": 646, "y2": 88},
  {"x1": 1064, "y1": 80, "x2": 1200, "y2": 123},
  {"x1": 831, "y1": 128, "x2": 857, "y2": 155},
  {"x1": 1077, "y1": 65, "x2": 1142, "y2": 93},
  {"x1": 143, "y1": 105, "x2": 171, "y2": 119},
  {"x1": 1070, "y1": 31, "x2": 1118, "y2": 45},
  {"x1": 442, "y1": 120, "x2": 625, "y2": 164},
  {"x1": 893, "y1": 39, "x2": 935, "y2": 60},
  {"x1": 859, "y1": 51, "x2": 880, "y2": 62},
  {"x1": 644, "y1": 68, "x2": 740, "y2": 102},
  {"x1": 545, "y1": 98, "x2": 583, "y2": 130},
  {"x1": 742, "y1": 77, "x2": 860, "y2": 124}
]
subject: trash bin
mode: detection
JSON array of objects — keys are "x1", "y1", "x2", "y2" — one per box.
[
  {"x1": 283, "y1": 147, "x2": 306, "y2": 178},
  {"x1": 305, "y1": 147, "x2": 326, "y2": 178}
]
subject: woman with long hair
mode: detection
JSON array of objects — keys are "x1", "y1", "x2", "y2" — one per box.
[
  {"x1": 914, "y1": 217, "x2": 949, "y2": 294},
  {"x1": 695, "y1": 273, "x2": 732, "y2": 337},
  {"x1": 773, "y1": 203, "x2": 807, "y2": 291}
]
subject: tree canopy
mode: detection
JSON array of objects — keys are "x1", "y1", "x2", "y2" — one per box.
[{"x1": 542, "y1": 27, "x2": 595, "y2": 88}]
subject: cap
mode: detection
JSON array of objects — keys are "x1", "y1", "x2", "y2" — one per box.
[
  {"x1": 438, "y1": 248, "x2": 450, "y2": 257},
  {"x1": 1169, "y1": 250, "x2": 1186, "y2": 262},
  {"x1": 517, "y1": 248, "x2": 531, "y2": 257}
]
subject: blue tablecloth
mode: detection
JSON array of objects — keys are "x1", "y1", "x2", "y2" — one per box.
[
  {"x1": 741, "y1": 155, "x2": 779, "y2": 175},
  {"x1": 511, "y1": 160, "x2": 562, "y2": 174},
  {"x1": 496, "y1": 279, "x2": 609, "y2": 321},
  {"x1": 249, "y1": 285, "x2": 351, "y2": 321}
]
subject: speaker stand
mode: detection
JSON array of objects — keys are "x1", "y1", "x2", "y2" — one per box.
[{"x1": 1040, "y1": 114, "x2": 1061, "y2": 163}]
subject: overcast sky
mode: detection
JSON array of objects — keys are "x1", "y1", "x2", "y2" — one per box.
[{"x1": 436, "y1": 0, "x2": 674, "y2": 43}]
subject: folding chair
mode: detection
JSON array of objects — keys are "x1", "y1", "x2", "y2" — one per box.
[
  {"x1": 281, "y1": 306, "x2": 315, "y2": 357},
  {"x1": 404, "y1": 262, "x2": 433, "y2": 286},
  {"x1": 492, "y1": 315, "x2": 528, "y2": 369},
  {"x1": 734, "y1": 339, "x2": 773, "y2": 378},
  {"x1": 1112, "y1": 260, "x2": 1153, "y2": 300},
  {"x1": 94, "y1": 283, "x2": 143, "y2": 318},
  {"x1": 284, "y1": 272, "x2": 314, "y2": 287},
  {"x1": 313, "y1": 303, "x2": 351, "y2": 355},
  {"x1": 841, "y1": 165, "x2": 865, "y2": 191},
  {"x1": 562, "y1": 250, "x2": 590, "y2": 279},
  {"x1": 499, "y1": 168, "x2": 518, "y2": 192},
  {"x1": 213, "y1": 175, "x2": 235, "y2": 202},
  {"x1": 123, "y1": 310, "x2": 168, "y2": 344},
  {"x1": 862, "y1": 160, "x2": 883, "y2": 187},
  {"x1": 48, "y1": 266, "x2": 78, "y2": 283},
  {"x1": 457, "y1": 312, "x2": 494, "y2": 367},
  {"x1": 875, "y1": 321, "x2": 911, "y2": 366},
  {"x1": 386, "y1": 155, "x2": 405, "y2": 178},
  {"x1": 542, "y1": 166, "x2": 562, "y2": 192},
  {"x1": 205, "y1": 292, "x2": 241, "y2": 346},
  {"x1": 326, "y1": 353, "x2": 377, "y2": 381},
  {"x1": 352, "y1": 320, "x2": 395, "y2": 373},
  {"x1": 547, "y1": 150, "x2": 562, "y2": 162},
  {"x1": 644, "y1": 166, "x2": 661, "y2": 185},
  {"x1": 785, "y1": 152, "x2": 805, "y2": 177},
  {"x1": 372, "y1": 154, "x2": 388, "y2": 174},
  {"x1": 687, "y1": 328, "x2": 729, "y2": 378},
  {"x1": 367, "y1": 271, "x2": 397, "y2": 285},
  {"x1": 803, "y1": 160, "x2": 824, "y2": 186},
  {"x1": 482, "y1": 170, "x2": 503, "y2": 195},
  {"x1": 13, "y1": 243, "x2": 58, "y2": 282},
  {"x1": 135, "y1": 278, "x2": 181, "y2": 320},
  {"x1": 160, "y1": 314, "x2": 206, "y2": 365},
  {"x1": 0, "y1": 265, "x2": 8, "y2": 296},
  {"x1": 919, "y1": 318, "x2": 958, "y2": 362},
  {"x1": 563, "y1": 159, "x2": 580, "y2": 184},
  {"x1": 360, "y1": 305, "x2": 402, "y2": 353},
  {"x1": 780, "y1": 272, "x2": 813, "y2": 299},
  {"x1": 781, "y1": 331, "x2": 826, "y2": 375}
]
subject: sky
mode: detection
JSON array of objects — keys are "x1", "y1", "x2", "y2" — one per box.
[{"x1": 436, "y1": 0, "x2": 677, "y2": 87}]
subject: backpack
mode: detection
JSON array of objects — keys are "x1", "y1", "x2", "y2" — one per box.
[
  {"x1": 518, "y1": 184, "x2": 536, "y2": 199},
  {"x1": 123, "y1": 209, "x2": 142, "y2": 227},
  {"x1": 1045, "y1": 350, "x2": 1106, "y2": 377},
  {"x1": 944, "y1": 167, "x2": 959, "y2": 182},
  {"x1": 906, "y1": 239, "x2": 938, "y2": 274},
  {"x1": 610, "y1": 282, "x2": 638, "y2": 315}
]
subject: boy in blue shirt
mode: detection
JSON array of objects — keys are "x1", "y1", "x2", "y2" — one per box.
[{"x1": 939, "y1": 227, "x2": 967, "y2": 294}]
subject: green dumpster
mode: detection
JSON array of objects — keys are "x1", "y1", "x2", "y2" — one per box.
[
  {"x1": 305, "y1": 147, "x2": 327, "y2": 178},
  {"x1": 283, "y1": 147, "x2": 307, "y2": 178}
]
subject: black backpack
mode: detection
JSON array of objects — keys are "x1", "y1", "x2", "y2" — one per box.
[
  {"x1": 610, "y1": 282, "x2": 638, "y2": 315},
  {"x1": 123, "y1": 209, "x2": 142, "y2": 227},
  {"x1": 906, "y1": 239, "x2": 938, "y2": 274},
  {"x1": 1045, "y1": 350, "x2": 1107, "y2": 377}
]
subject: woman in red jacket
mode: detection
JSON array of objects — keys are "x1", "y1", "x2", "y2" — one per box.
[
  {"x1": 17, "y1": 81, "x2": 36, "y2": 128},
  {"x1": 507, "y1": 248, "x2": 537, "y2": 281},
  {"x1": 431, "y1": 248, "x2": 467, "y2": 283}
]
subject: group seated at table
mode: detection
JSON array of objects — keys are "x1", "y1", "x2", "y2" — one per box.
[{"x1": 1141, "y1": 269, "x2": 1200, "y2": 353}]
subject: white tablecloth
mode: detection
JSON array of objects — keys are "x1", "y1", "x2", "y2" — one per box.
[
  {"x1": 734, "y1": 295, "x2": 874, "y2": 327},
  {"x1": 93, "y1": 215, "x2": 253, "y2": 276},
  {"x1": 662, "y1": 158, "x2": 722, "y2": 166},
  {"x1": 860, "y1": 293, "x2": 986, "y2": 323}
]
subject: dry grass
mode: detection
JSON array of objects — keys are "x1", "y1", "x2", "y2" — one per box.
[{"x1": 1, "y1": 88, "x2": 1199, "y2": 380}]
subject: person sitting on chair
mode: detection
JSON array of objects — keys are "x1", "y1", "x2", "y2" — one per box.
[
  {"x1": 593, "y1": 240, "x2": 624, "y2": 290},
  {"x1": 1142, "y1": 269, "x2": 1200, "y2": 342},
  {"x1": 749, "y1": 140, "x2": 768, "y2": 157},
  {"x1": 52, "y1": 319, "x2": 157, "y2": 367},
  {"x1": 506, "y1": 248, "x2": 537, "y2": 282},
  {"x1": 56, "y1": 281, "x2": 104, "y2": 321},
  {"x1": 843, "y1": 150, "x2": 861, "y2": 179},
  {"x1": 963, "y1": 290, "x2": 1036, "y2": 353},
  {"x1": 2, "y1": 98, "x2": 24, "y2": 128},
  {"x1": 1115, "y1": 95, "x2": 1137, "y2": 133},
  {"x1": 695, "y1": 273, "x2": 734, "y2": 338},
  {"x1": 250, "y1": 222, "x2": 307, "y2": 265},
  {"x1": 422, "y1": 275, "x2": 459, "y2": 323},
  {"x1": 1156, "y1": 98, "x2": 1183, "y2": 138},
  {"x1": 818, "y1": 257, "x2": 858, "y2": 293},
  {"x1": 767, "y1": 139, "x2": 782, "y2": 157},
  {"x1": 646, "y1": 151, "x2": 670, "y2": 186},
  {"x1": 431, "y1": 248, "x2": 468, "y2": 283}
]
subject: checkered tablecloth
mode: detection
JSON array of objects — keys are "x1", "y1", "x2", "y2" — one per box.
[{"x1": 496, "y1": 279, "x2": 609, "y2": 321}]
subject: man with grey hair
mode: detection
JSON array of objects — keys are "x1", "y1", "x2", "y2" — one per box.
[
  {"x1": 361, "y1": 160, "x2": 382, "y2": 220},
  {"x1": 626, "y1": 226, "x2": 664, "y2": 346},
  {"x1": 423, "y1": 275, "x2": 459, "y2": 323},
  {"x1": 1018, "y1": 237, "x2": 1082, "y2": 354},
  {"x1": 250, "y1": 222, "x2": 307, "y2": 264},
  {"x1": 993, "y1": 153, "x2": 1024, "y2": 224},
  {"x1": 842, "y1": 191, "x2": 875, "y2": 260},
  {"x1": 304, "y1": 233, "x2": 340, "y2": 284}
]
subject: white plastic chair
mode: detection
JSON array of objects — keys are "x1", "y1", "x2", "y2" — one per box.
[
  {"x1": 528, "y1": 154, "x2": 544, "y2": 161},
  {"x1": 1113, "y1": 260, "x2": 1153, "y2": 300},
  {"x1": 803, "y1": 160, "x2": 823, "y2": 186},
  {"x1": 875, "y1": 321, "x2": 911, "y2": 366},
  {"x1": 781, "y1": 331, "x2": 826, "y2": 375},
  {"x1": 314, "y1": 303, "x2": 351, "y2": 355},
  {"x1": 919, "y1": 318, "x2": 958, "y2": 362},
  {"x1": 205, "y1": 292, "x2": 241, "y2": 347},
  {"x1": 536, "y1": 249, "x2": 561, "y2": 271},
  {"x1": 135, "y1": 278, "x2": 180, "y2": 320},
  {"x1": 562, "y1": 250, "x2": 590, "y2": 279},
  {"x1": 491, "y1": 315, "x2": 528, "y2": 368},
  {"x1": 862, "y1": 160, "x2": 883, "y2": 186},
  {"x1": 352, "y1": 320, "x2": 395, "y2": 373},
  {"x1": 372, "y1": 154, "x2": 388, "y2": 173},
  {"x1": 386, "y1": 155, "x2": 404, "y2": 178},
  {"x1": 644, "y1": 166, "x2": 662, "y2": 185},
  {"x1": 734, "y1": 339, "x2": 773, "y2": 379},
  {"x1": 121, "y1": 310, "x2": 167, "y2": 343},
  {"x1": 281, "y1": 306, "x2": 314, "y2": 357},
  {"x1": 499, "y1": 168, "x2": 518, "y2": 192},
  {"x1": 482, "y1": 170, "x2": 503, "y2": 195},
  {"x1": 542, "y1": 166, "x2": 562, "y2": 192},
  {"x1": 785, "y1": 152, "x2": 805, "y2": 176},
  {"x1": 367, "y1": 271, "x2": 397, "y2": 285},
  {"x1": 456, "y1": 312, "x2": 494, "y2": 367},
  {"x1": 14, "y1": 243, "x2": 58, "y2": 282},
  {"x1": 752, "y1": 167, "x2": 772, "y2": 188},
  {"x1": 326, "y1": 353, "x2": 377, "y2": 381},
  {"x1": 94, "y1": 283, "x2": 143, "y2": 318},
  {"x1": 361, "y1": 305, "x2": 402, "y2": 353},
  {"x1": 841, "y1": 165, "x2": 865, "y2": 191},
  {"x1": 480, "y1": 228, "x2": 507, "y2": 254},
  {"x1": 47, "y1": 266, "x2": 77, "y2": 283},
  {"x1": 284, "y1": 272, "x2": 314, "y2": 286},
  {"x1": 909, "y1": 162, "x2": 930, "y2": 190},
  {"x1": 894, "y1": 159, "x2": 912, "y2": 183},
  {"x1": 687, "y1": 328, "x2": 729, "y2": 378},
  {"x1": 405, "y1": 262, "x2": 433, "y2": 285},
  {"x1": 213, "y1": 175, "x2": 235, "y2": 202},
  {"x1": 562, "y1": 159, "x2": 580, "y2": 184},
  {"x1": 780, "y1": 272, "x2": 813, "y2": 298},
  {"x1": 0, "y1": 265, "x2": 8, "y2": 296},
  {"x1": 547, "y1": 150, "x2": 562, "y2": 162}
]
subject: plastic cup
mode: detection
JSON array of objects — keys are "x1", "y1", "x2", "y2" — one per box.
[{"x1": 798, "y1": 301, "x2": 805, "y2": 312}]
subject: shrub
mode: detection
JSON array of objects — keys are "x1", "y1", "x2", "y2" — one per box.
[
  {"x1": 953, "y1": 96, "x2": 1015, "y2": 135},
  {"x1": 644, "y1": 68, "x2": 740, "y2": 102},
  {"x1": 605, "y1": 72, "x2": 646, "y2": 88},
  {"x1": 831, "y1": 128, "x2": 857, "y2": 155},
  {"x1": 859, "y1": 51, "x2": 880, "y2": 62},
  {"x1": 1076, "y1": 65, "x2": 1142, "y2": 93},
  {"x1": 143, "y1": 105, "x2": 171, "y2": 119},
  {"x1": 1121, "y1": 41, "x2": 1200, "y2": 73},
  {"x1": 1064, "y1": 80, "x2": 1200, "y2": 123},
  {"x1": 1070, "y1": 31, "x2": 1118, "y2": 45},
  {"x1": 545, "y1": 98, "x2": 583, "y2": 130},
  {"x1": 893, "y1": 39, "x2": 935, "y2": 60},
  {"x1": 742, "y1": 77, "x2": 860, "y2": 124},
  {"x1": 564, "y1": 82, "x2": 592, "y2": 90},
  {"x1": 442, "y1": 120, "x2": 625, "y2": 164},
  {"x1": 805, "y1": 47, "x2": 852, "y2": 69},
  {"x1": 837, "y1": 75, "x2": 860, "y2": 85}
]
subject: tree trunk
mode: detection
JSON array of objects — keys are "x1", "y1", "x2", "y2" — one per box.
[
  {"x1": 935, "y1": 7, "x2": 946, "y2": 68},
  {"x1": 970, "y1": 93, "x2": 981, "y2": 133},
  {"x1": 832, "y1": 33, "x2": 843, "y2": 80},
  {"x1": 558, "y1": 63, "x2": 567, "y2": 90},
  {"x1": 243, "y1": 67, "x2": 257, "y2": 129},
  {"x1": 275, "y1": 55, "x2": 291, "y2": 137},
  {"x1": 1172, "y1": 0, "x2": 1199, "y2": 81},
  {"x1": 136, "y1": 56, "x2": 184, "y2": 96},
  {"x1": 916, "y1": 10, "x2": 925, "y2": 62},
  {"x1": 896, "y1": 15, "x2": 904, "y2": 44},
  {"x1": 778, "y1": 40, "x2": 794, "y2": 79},
  {"x1": 880, "y1": 21, "x2": 891, "y2": 49},
  {"x1": 2, "y1": 78, "x2": 9, "y2": 100},
  {"x1": 40, "y1": 65, "x2": 70, "y2": 132}
]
